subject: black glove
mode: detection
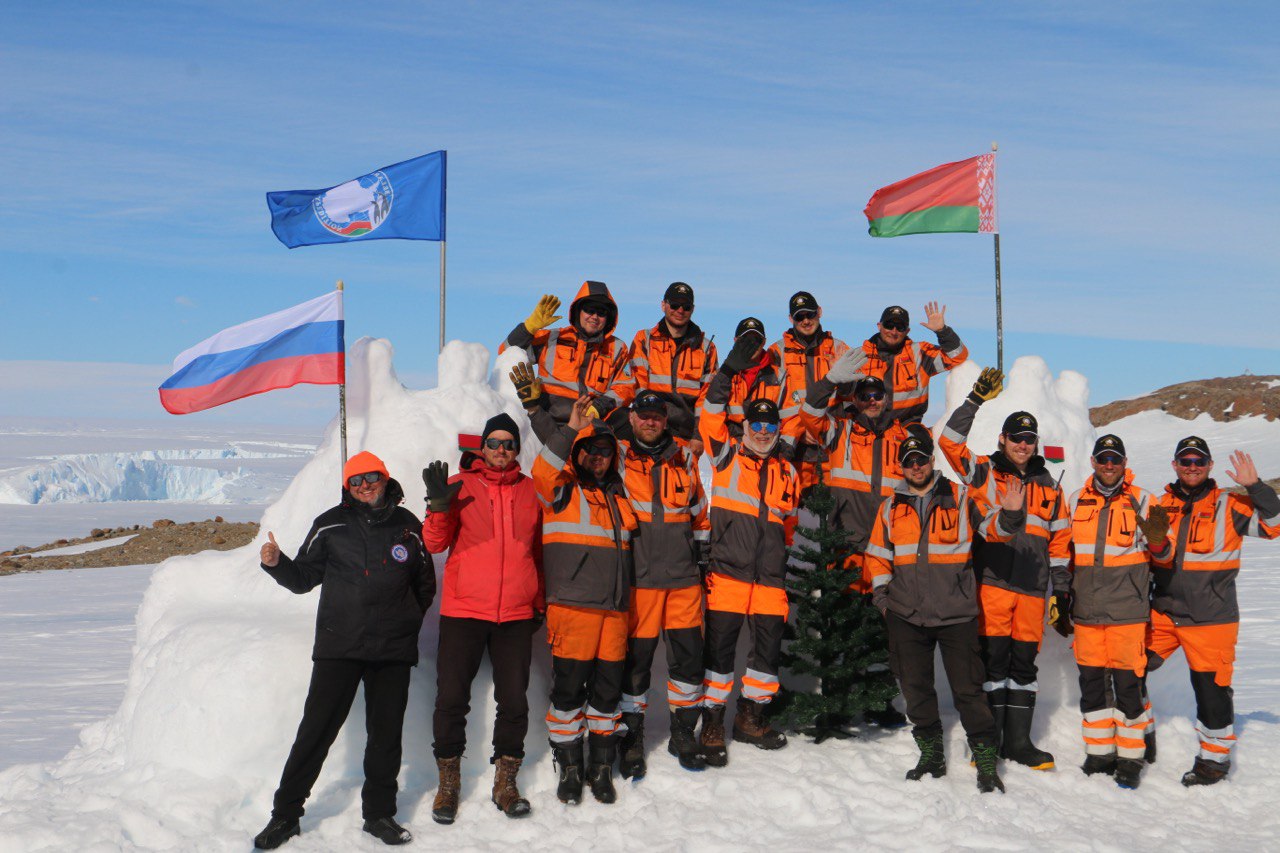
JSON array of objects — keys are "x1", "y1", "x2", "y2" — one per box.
[
  {"x1": 422, "y1": 461, "x2": 462, "y2": 512},
  {"x1": 722, "y1": 332, "x2": 763, "y2": 375},
  {"x1": 697, "y1": 540, "x2": 711, "y2": 579},
  {"x1": 1048, "y1": 591, "x2": 1073, "y2": 638},
  {"x1": 1136, "y1": 505, "x2": 1170, "y2": 551},
  {"x1": 509, "y1": 362, "x2": 543, "y2": 407},
  {"x1": 970, "y1": 367, "x2": 1004, "y2": 404}
]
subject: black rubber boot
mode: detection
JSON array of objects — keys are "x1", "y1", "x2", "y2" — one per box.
[
  {"x1": 732, "y1": 698, "x2": 788, "y2": 750},
  {"x1": 1082, "y1": 754, "x2": 1117, "y2": 776},
  {"x1": 969, "y1": 736, "x2": 1005, "y2": 794},
  {"x1": 553, "y1": 741, "x2": 585, "y2": 805},
  {"x1": 618, "y1": 712, "x2": 646, "y2": 780},
  {"x1": 700, "y1": 705, "x2": 728, "y2": 767},
  {"x1": 1181, "y1": 757, "x2": 1229, "y2": 787},
  {"x1": 864, "y1": 705, "x2": 909, "y2": 729},
  {"x1": 1002, "y1": 690, "x2": 1054, "y2": 770},
  {"x1": 253, "y1": 816, "x2": 300, "y2": 850},
  {"x1": 905, "y1": 725, "x2": 946, "y2": 781},
  {"x1": 587, "y1": 735, "x2": 618, "y2": 804},
  {"x1": 1140, "y1": 677, "x2": 1157, "y2": 764},
  {"x1": 987, "y1": 686, "x2": 1008, "y2": 754},
  {"x1": 1114, "y1": 758, "x2": 1144, "y2": 789},
  {"x1": 668, "y1": 707, "x2": 706, "y2": 771}
]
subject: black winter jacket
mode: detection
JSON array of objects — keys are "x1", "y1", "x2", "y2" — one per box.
[{"x1": 262, "y1": 478, "x2": 434, "y2": 664}]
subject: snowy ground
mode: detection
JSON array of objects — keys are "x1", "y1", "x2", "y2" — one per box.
[{"x1": 1, "y1": 342, "x2": 1279, "y2": 851}]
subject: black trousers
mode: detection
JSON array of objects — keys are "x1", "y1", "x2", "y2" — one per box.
[
  {"x1": 623, "y1": 626, "x2": 704, "y2": 704},
  {"x1": 1079, "y1": 665, "x2": 1145, "y2": 719},
  {"x1": 272, "y1": 659, "x2": 410, "y2": 821},
  {"x1": 432, "y1": 615, "x2": 536, "y2": 760},
  {"x1": 979, "y1": 634, "x2": 1040, "y2": 688},
  {"x1": 885, "y1": 613, "x2": 995, "y2": 739}
]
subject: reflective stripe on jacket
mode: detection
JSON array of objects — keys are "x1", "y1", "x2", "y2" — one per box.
[
  {"x1": 865, "y1": 474, "x2": 1021, "y2": 627},
  {"x1": 1150, "y1": 479, "x2": 1280, "y2": 626},
  {"x1": 621, "y1": 436, "x2": 710, "y2": 588},
  {"x1": 939, "y1": 396, "x2": 1070, "y2": 595},
  {"x1": 531, "y1": 418, "x2": 638, "y2": 611},
  {"x1": 699, "y1": 369, "x2": 799, "y2": 588},
  {"x1": 1066, "y1": 471, "x2": 1155, "y2": 626},
  {"x1": 859, "y1": 326, "x2": 967, "y2": 423}
]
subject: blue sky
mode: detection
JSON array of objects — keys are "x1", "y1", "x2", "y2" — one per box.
[{"x1": 3, "y1": 2, "x2": 1277, "y2": 426}]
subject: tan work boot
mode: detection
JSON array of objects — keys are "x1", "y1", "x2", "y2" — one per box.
[
  {"x1": 432, "y1": 756, "x2": 461, "y2": 825},
  {"x1": 700, "y1": 705, "x2": 728, "y2": 767},
  {"x1": 491, "y1": 755, "x2": 531, "y2": 817}
]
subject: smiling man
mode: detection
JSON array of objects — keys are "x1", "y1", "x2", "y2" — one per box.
[
  {"x1": 1145, "y1": 437, "x2": 1280, "y2": 786},
  {"x1": 858, "y1": 302, "x2": 968, "y2": 425}
]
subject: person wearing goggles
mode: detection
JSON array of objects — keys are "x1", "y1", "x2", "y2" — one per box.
[
  {"x1": 857, "y1": 301, "x2": 969, "y2": 425},
  {"x1": 421, "y1": 413, "x2": 544, "y2": 823},
  {"x1": 1145, "y1": 436, "x2": 1280, "y2": 787},
  {"x1": 254, "y1": 451, "x2": 433, "y2": 849}
]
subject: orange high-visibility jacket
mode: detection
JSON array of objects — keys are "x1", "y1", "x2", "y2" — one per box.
[
  {"x1": 619, "y1": 436, "x2": 710, "y2": 589},
  {"x1": 1150, "y1": 479, "x2": 1280, "y2": 626},
  {"x1": 865, "y1": 474, "x2": 1021, "y2": 627},
  {"x1": 1066, "y1": 471, "x2": 1158, "y2": 626},
  {"x1": 625, "y1": 320, "x2": 718, "y2": 441},
  {"x1": 801, "y1": 374, "x2": 909, "y2": 549},
  {"x1": 859, "y1": 326, "x2": 967, "y2": 424},
  {"x1": 939, "y1": 396, "x2": 1070, "y2": 596},
  {"x1": 501, "y1": 281, "x2": 632, "y2": 423},
  {"x1": 769, "y1": 328, "x2": 850, "y2": 425},
  {"x1": 699, "y1": 370, "x2": 799, "y2": 589},
  {"x1": 699, "y1": 348, "x2": 785, "y2": 441},
  {"x1": 531, "y1": 418, "x2": 638, "y2": 612}
]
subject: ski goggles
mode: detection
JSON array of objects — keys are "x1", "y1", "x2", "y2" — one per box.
[
  {"x1": 346, "y1": 472, "x2": 384, "y2": 488},
  {"x1": 747, "y1": 421, "x2": 780, "y2": 434},
  {"x1": 484, "y1": 438, "x2": 517, "y2": 451}
]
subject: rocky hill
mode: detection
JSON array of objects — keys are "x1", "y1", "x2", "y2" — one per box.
[{"x1": 1091, "y1": 374, "x2": 1280, "y2": 427}]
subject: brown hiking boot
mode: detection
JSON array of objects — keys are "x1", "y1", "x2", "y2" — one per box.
[
  {"x1": 432, "y1": 756, "x2": 461, "y2": 825},
  {"x1": 700, "y1": 705, "x2": 728, "y2": 767},
  {"x1": 732, "y1": 699, "x2": 787, "y2": 750},
  {"x1": 491, "y1": 755, "x2": 531, "y2": 817}
]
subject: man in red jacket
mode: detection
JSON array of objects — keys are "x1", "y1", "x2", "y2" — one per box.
[{"x1": 421, "y1": 413, "x2": 544, "y2": 824}]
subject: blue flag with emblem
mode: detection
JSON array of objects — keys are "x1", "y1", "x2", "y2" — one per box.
[{"x1": 267, "y1": 151, "x2": 446, "y2": 248}]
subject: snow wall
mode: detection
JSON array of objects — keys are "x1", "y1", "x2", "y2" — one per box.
[{"x1": 0, "y1": 341, "x2": 1229, "y2": 851}]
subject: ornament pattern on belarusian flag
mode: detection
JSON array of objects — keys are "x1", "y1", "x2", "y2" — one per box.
[{"x1": 976, "y1": 153, "x2": 997, "y2": 234}]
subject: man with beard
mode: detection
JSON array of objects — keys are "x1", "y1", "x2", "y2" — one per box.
[
  {"x1": 858, "y1": 302, "x2": 968, "y2": 425},
  {"x1": 615, "y1": 390, "x2": 711, "y2": 778},
  {"x1": 254, "y1": 452, "x2": 433, "y2": 849},
  {"x1": 939, "y1": 367, "x2": 1070, "y2": 771},
  {"x1": 696, "y1": 334, "x2": 801, "y2": 765},
  {"x1": 1146, "y1": 437, "x2": 1280, "y2": 786},
  {"x1": 705, "y1": 316, "x2": 784, "y2": 441}
]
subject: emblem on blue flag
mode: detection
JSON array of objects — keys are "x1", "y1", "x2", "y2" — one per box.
[{"x1": 313, "y1": 172, "x2": 394, "y2": 238}]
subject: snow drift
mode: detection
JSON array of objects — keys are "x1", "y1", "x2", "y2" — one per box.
[{"x1": 2, "y1": 341, "x2": 1278, "y2": 851}]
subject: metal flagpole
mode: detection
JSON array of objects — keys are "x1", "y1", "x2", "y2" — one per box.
[
  {"x1": 337, "y1": 279, "x2": 348, "y2": 465},
  {"x1": 438, "y1": 241, "x2": 447, "y2": 353},
  {"x1": 991, "y1": 142, "x2": 1003, "y2": 373}
]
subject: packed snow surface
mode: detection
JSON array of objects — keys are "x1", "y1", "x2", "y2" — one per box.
[{"x1": 2, "y1": 342, "x2": 1279, "y2": 851}]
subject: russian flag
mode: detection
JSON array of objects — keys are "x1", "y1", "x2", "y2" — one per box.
[{"x1": 159, "y1": 292, "x2": 344, "y2": 415}]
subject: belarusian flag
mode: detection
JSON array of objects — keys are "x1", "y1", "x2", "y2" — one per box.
[{"x1": 864, "y1": 153, "x2": 997, "y2": 238}]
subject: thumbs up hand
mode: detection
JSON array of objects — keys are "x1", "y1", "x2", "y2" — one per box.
[{"x1": 260, "y1": 531, "x2": 281, "y2": 567}]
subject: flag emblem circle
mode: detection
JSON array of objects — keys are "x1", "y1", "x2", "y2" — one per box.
[
  {"x1": 391, "y1": 544, "x2": 409, "y2": 563},
  {"x1": 313, "y1": 171, "x2": 394, "y2": 238}
]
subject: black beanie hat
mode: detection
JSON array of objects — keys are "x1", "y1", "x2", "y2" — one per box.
[{"x1": 482, "y1": 413, "x2": 521, "y2": 453}]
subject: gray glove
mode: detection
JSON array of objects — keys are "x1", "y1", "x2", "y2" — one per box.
[{"x1": 824, "y1": 348, "x2": 869, "y2": 385}]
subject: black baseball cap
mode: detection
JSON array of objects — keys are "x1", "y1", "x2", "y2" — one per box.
[
  {"x1": 664, "y1": 282, "x2": 694, "y2": 304},
  {"x1": 853, "y1": 376, "x2": 886, "y2": 396},
  {"x1": 1002, "y1": 411, "x2": 1038, "y2": 438},
  {"x1": 745, "y1": 397, "x2": 780, "y2": 425},
  {"x1": 735, "y1": 317, "x2": 765, "y2": 340},
  {"x1": 1174, "y1": 436, "x2": 1212, "y2": 460},
  {"x1": 632, "y1": 390, "x2": 667, "y2": 414},
  {"x1": 789, "y1": 291, "x2": 819, "y2": 317},
  {"x1": 898, "y1": 434, "x2": 934, "y2": 464},
  {"x1": 1091, "y1": 434, "x2": 1126, "y2": 459},
  {"x1": 880, "y1": 306, "x2": 909, "y2": 326}
]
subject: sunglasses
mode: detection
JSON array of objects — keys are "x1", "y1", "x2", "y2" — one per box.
[
  {"x1": 902, "y1": 453, "x2": 932, "y2": 469},
  {"x1": 484, "y1": 438, "x2": 517, "y2": 451},
  {"x1": 1093, "y1": 453, "x2": 1124, "y2": 466},
  {"x1": 1176, "y1": 456, "x2": 1209, "y2": 468},
  {"x1": 347, "y1": 472, "x2": 384, "y2": 488},
  {"x1": 748, "y1": 421, "x2": 780, "y2": 434},
  {"x1": 583, "y1": 441, "x2": 615, "y2": 457},
  {"x1": 579, "y1": 305, "x2": 609, "y2": 318},
  {"x1": 667, "y1": 301, "x2": 693, "y2": 312},
  {"x1": 1006, "y1": 433, "x2": 1037, "y2": 446},
  {"x1": 792, "y1": 310, "x2": 818, "y2": 321},
  {"x1": 857, "y1": 390, "x2": 885, "y2": 402},
  {"x1": 881, "y1": 321, "x2": 907, "y2": 332}
]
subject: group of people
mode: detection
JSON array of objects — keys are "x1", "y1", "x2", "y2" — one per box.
[{"x1": 249, "y1": 281, "x2": 1280, "y2": 849}]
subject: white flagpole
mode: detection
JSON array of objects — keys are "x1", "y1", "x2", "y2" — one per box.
[
  {"x1": 336, "y1": 280, "x2": 348, "y2": 465},
  {"x1": 438, "y1": 241, "x2": 447, "y2": 352}
]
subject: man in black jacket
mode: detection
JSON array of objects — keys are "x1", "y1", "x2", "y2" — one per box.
[{"x1": 253, "y1": 451, "x2": 434, "y2": 850}]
